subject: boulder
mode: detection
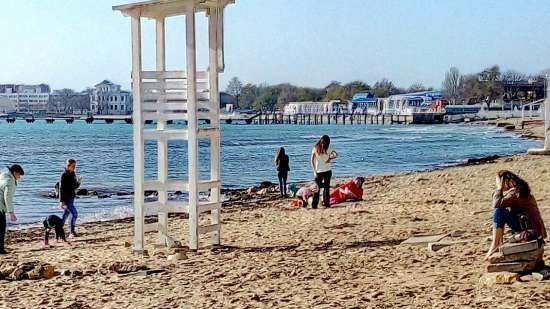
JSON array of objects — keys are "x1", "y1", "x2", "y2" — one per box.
[{"x1": 76, "y1": 189, "x2": 88, "y2": 196}]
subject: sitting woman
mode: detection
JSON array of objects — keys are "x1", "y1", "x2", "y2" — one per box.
[
  {"x1": 329, "y1": 177, "x2": 365, "y2": 206},
  {"x1": 485, "y1": 170, "x2": 547, "y2": 260}
]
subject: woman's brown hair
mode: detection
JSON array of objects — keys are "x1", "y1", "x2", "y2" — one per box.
[
  {"x1": 314, "y1": 135, "x2": 330, "y2": 155},
  {"x1": 497, "y1": 170, "x2": 531, "y2": 197}
]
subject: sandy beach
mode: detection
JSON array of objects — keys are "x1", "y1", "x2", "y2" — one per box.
[{"x1": 1, "y1": 151, "x2": 550, "y2": 308}]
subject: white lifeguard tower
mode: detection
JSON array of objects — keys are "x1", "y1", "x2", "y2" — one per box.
[
  {"x1": 528, "y1": 75, "x2": 550, "y2": 155},
  {"x1": 113, "y1": 0, "x2": 234, "y2": 252}
]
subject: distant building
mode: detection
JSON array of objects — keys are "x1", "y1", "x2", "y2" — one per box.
[
  {"x1": 384, "y1": 90, "x2": 443, "y2": 115},
  {"x1": 0, "y1": 97, "x2": 17, "y2": 114},
  {"x1": 283, "y1": 100, "x2": 348, "y2": 115},
  {"x1": 90, "y1": 80, "x2": 132, "y2": 115},
  {"x1": 0, "y1": 84, "x2": 50, "y2": 115},
  {"x1": 351, "y1": 92, "x2": 378, "y2": 114}
]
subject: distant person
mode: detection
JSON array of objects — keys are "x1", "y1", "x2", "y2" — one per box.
[
  {"x1": 310, "y1": 135, "x2": 338, "y2": 208},
  {"x1": 485, "y1": 170, "x2": 547, "y2": 260},
  {"x1": 274, "y1": 147, "x2": 290, "y2": 198},
  {"x1": 43, "y1": 214, "x2": 67, "y2": 247},
  {"x1": 329, "y1": 177, "x2": 365, "y2": 206},
  {"x1": 59, "y1": 159, "x2": 82, "y2": 237},
  {"x1": 0, "y1": 164, "x2": 24, "y2": 255}
]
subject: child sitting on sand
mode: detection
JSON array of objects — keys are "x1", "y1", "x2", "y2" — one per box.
[
  {"x1": 292, "y1": 182, "x2": 319, "y2": 208},
  {"x1": 43, "y1": 214, "x2": 67, "y2": 247}
]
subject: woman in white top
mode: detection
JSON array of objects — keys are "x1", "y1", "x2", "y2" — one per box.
[{"x1": 310, "y1": 135, "x2": 338, "y2": 208}]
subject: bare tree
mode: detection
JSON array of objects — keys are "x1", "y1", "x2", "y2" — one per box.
[
  {"x1": 225, "y1": 77, "x2": 242, "y2": 105},
  {"x1": 442, "y1": 67, "x2": 462, "y2": 104},
  {"x1": 502, "y1": 70, "x2": 526, "y2": 83}
]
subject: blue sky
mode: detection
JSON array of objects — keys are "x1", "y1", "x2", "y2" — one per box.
[{"x1": 1, "y1": 0, "x2": 549, "y2": 91}]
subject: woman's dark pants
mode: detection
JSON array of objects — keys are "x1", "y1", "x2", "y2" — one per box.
[
  {"x1": 278, "y1": 171, "x2": 288, "y2": 197},
  {"x1": 313, "y1": 170, "x2": 332, "y2": 208}
]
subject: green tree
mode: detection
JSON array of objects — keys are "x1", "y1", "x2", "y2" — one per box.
[
  {"x1": 239, "y1": 83, "x2": 257, "y2": 109},
  {"x1": 254, "y1": 86, "x2": 279, "y2": 111},
  {"x1": 372, "y1": 79, "x2": 395, "y2": 97},
  {"x1": 324, "y1": 84, "x2": 347, "y2": 101}
]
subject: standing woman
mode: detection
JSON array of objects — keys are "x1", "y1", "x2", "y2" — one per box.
[
  {"x1": 59, "y1": 159, "x2": 82, "y2": 237},
  {"x1": 274, "y1": 147, "x2": 290, "y2": 198},
  {"x1": 310, "y1": 135, "x2": 338, "y2": 208},
  {"x1": 0, "y1": 164, "x2": 24, "y2": 254}
]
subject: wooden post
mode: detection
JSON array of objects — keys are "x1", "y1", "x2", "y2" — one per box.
[
  {"x1": 155, "y1": 16, "x2": 169, "y2": 245},
  {"x1": 131, "y1": 13, "x2": 145, "y2": 252},
  {"x1": 186, "y1": 5, "x2": 199, "y2": 251},
  {"x1": 208, "y1": 7, "x2": 221, "y2": 245}
]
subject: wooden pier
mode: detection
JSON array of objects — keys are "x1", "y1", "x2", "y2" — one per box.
[{"x1": 1, "y1": 112, "x2": 445, "y2": 125}]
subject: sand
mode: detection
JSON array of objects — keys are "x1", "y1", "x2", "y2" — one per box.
[{"x1": 1, "y1": 153, "x2": 550, "y2": 308}]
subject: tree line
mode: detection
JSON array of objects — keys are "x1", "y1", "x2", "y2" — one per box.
[
  {"x1": 225, "y1": 77, "x2": 433, "y2": 111},
  {"x1": 227, "y1": 65, "x2": 549, "y2": 111},
  {"x1": 442, "y1": 66, "x2": 549, "y2": 104}
]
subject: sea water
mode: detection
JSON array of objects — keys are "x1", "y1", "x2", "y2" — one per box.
[{"x1": 0, "y1": 121, "x2": 541, "y2": 226}]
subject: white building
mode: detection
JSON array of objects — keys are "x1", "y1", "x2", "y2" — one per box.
[
  {"x1": 284, "y1": 100, "x2": 349, "y2": 115},
  {"x1": 90, "y1": 80, "x2": 132, "y2": 115},
  {"x1": 0, "y1": 84, "x2": 50, "y2": 114},
  {"x1": 384, "y1": 91, "x2": 443, "y2": 115}
]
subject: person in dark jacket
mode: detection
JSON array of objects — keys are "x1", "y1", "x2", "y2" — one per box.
[
  {"x1": 274, "y1": 147, "x2": 290, "y2": 198},
  {"x1": 59, "y1": 159, "x2": 81, "y2": 237},
  {"x1": 43, "y1": 214, "x2": 67, "y2": 247}
]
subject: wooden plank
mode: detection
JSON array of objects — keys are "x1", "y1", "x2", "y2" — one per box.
[
  {"x1": 500, "y1": 240, "x2": 540, "y2": 255},
  {"x1": 141, "y1": 70, "x2": 208, "y2": 80},
  {"x1": 427, "y1": 240, "x2": 469, "y2": 252},
  {"x1": 131, "y1": 14, "x2": 145, "y2": 252},
  {"x1": 486, "y1": 260, "x2": 539, "y2": 273},
  {"x1": 488, "y1": 247, "x2": 543, "y2": 264},
  {"x1": 401, "y1": 233, "x2": 450, "y2": 245}
]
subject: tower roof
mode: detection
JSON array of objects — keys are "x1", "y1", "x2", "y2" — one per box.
[{"x1": 113, "y1": 0, "x2": 234, "y2": 18}]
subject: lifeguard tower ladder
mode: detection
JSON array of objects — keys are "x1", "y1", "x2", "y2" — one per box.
[{"x1": 113, "y1": 0, "x2": 234, "y2": 251}]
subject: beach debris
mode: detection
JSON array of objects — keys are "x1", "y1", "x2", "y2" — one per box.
[
  {"x1": 124, "y1": 241, "x2": 132, "y2": 247},
  {"x1": 107, "y1": 261, "x2": 149, "y2": 274},
  {"x1": 400, "y1": 233, "x2": 450, "y2": 245},
  {"x1": 428, "y1": 240, "x2": 469, "y2": 252},
  {"x1": 167, "y1": 252, "x2": 188, "y2": 261},
  {"x1": 119, "y1": 269, "x2": 168, "y2": 277},
  {"x1": 479, "y1": 272, "x2": 520, "y2": 286},
  {"x1": 531, "y1": 269, "x2": 550, "y2": 281},
  {"x1": 0, "y1": 261, "x2": 56, "y2": 281},
  {"x1": 459, "y1": 155, "x2": 500, "y2": 166}
]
